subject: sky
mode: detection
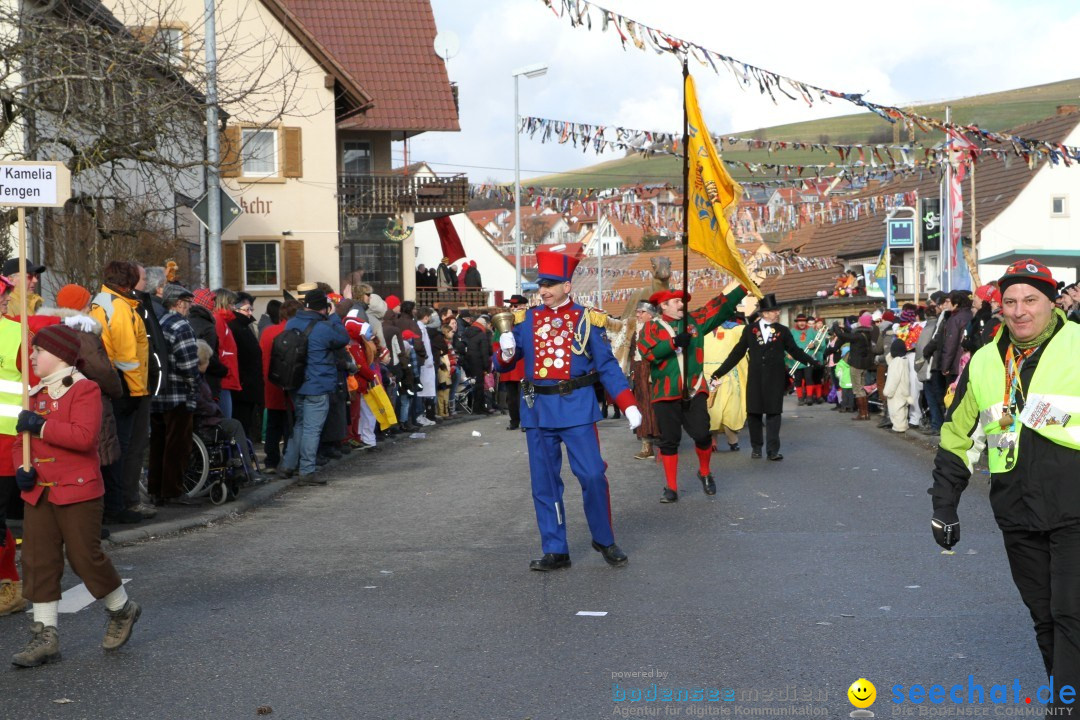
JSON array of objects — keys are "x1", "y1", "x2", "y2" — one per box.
[{"x1": 404, "y1": 0, "x2": 1080, "y2": 185}]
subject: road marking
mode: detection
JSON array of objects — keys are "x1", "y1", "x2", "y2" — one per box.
[
  {"x1": 576, "y1": 611, "x2": 608, "y2": 617},
  {"x1": 58, "y1": 579, "x2": 130, "y2": 614}
]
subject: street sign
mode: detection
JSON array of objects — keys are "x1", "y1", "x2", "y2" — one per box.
[
  {"x1": 192, "y1": 186, "x2": 243, "y2": 233},
  {"x1": 920, "y1": 197, "x2": 941, "y2": 251},
  {"x1": 0, "y1": 161, "x2": 71, "y2": 207},
  {"x1": 887, "y1": 218, "x2": 915, "y2": 248}
]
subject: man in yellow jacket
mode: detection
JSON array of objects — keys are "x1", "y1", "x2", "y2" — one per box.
[
  {"x1": 703, "y1": 315, "x2": 748, "y2": 452},
  {"x1": 90, "y1": 261, "x2": 149, "y2": 525}
]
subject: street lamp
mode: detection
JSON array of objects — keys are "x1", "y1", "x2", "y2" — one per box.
[{"x1": 513, "y1": 63, "x2": 548, "y2": 295}]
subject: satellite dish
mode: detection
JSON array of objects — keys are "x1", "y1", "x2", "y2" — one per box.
[{"x1": 434, "y1": 31, "x2": 460, "y2": 61}]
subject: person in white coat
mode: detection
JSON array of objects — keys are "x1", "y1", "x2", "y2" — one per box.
[{"x1": 883, "y1": 338, "x2": 912, "y2": 432}]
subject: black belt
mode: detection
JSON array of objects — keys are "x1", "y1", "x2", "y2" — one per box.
[{"x1": 524, "y1": 371, "x2": 599, "y2": 397}]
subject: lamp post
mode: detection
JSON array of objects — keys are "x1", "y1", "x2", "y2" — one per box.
[{"x1": 513, "y1": 63, "x2": 548, "y2": 295}]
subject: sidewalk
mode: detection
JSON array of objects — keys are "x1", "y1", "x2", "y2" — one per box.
[{"x1": 8, "y1": 411, "x2": 488, "y2": 548}]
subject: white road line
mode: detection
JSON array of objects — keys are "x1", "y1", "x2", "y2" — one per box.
[
  {"x1": 576, "y1": 611, "x2": 608, "y2": 617},
  {"x1": 58, "y1": 579, "x2": 130, "y2": 614}
]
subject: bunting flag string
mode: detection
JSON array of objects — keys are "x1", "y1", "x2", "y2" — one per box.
[
  {"x1": 519, "y1": 115, "x2": 1039, "y2": 175},
  {"x1": 537, "y1": 0, "x2": 1080, "y2": 166},
  {"x1": 520, "y1": 115, "x2": 1025, "y2": 167}
]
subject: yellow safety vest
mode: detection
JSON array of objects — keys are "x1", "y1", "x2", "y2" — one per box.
[
  {"x1": 0, "y1": 319, "x2": 25, "y2": 435},
  {"x1": 968, "y1": 321, "x2": 1080, "y2": 473}
]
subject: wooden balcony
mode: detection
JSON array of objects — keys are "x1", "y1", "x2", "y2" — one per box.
[{"x1": 338, "y1": 172, "x2": 469, "y2": 223}]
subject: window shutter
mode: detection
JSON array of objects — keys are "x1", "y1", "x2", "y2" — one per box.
[
  {"x1": 283, "y1": 239, "x2": 304, "y2": 291},
  {"x1": 222, "y1": 241, "x2": 241, "y2": 289},
  {"x1": 282, "y1": 127, "x2": 303, "y2": 178},
  {"x1": 220, "y1": 126, "x2": 241, "y2": 178}
]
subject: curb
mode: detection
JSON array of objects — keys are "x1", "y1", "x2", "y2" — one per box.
[{"x1": 102, "y1": 411, "x2": 486, "y2": 546}]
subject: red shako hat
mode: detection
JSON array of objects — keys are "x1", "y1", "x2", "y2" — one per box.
[{"x1": 536, "y1": 250, "x2": 580, "y2": 283}]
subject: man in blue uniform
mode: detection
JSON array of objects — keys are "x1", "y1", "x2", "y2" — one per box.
[{"x1": 498, "y1": 249, "x2": 642, "y2": 571}]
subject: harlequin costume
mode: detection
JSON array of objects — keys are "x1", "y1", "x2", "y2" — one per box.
[
  {"x1": 637, "y1": 286, "x2": 746, "y2": 502},
  {"x1": 712, "y1": 294, "x2": 821, "y2": 461},
  {"x1": 496, "y1": 250, "x2": 638, "y2": 570},
  {"x1": 789, "y1": 315, "x2": 827, "y2": 405}
]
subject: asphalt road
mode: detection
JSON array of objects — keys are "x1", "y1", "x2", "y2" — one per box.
[{"x1": 0, "y1": 401, "x2": 1053, "y2": 720}]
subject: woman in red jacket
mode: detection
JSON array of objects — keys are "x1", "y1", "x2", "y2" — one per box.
[
  {"x1": 11, "y1": 325, "x2": 141, "y2": 668},
  {"x1": 211, "y1": 289, "x2": 241, "y2": 419}
]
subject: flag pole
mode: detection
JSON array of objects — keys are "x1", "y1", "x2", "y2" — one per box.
[{"x1": 681, "y1": 54, "x2": 690, "y2": 401}]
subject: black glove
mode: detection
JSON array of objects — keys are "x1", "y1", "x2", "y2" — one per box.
[
  {"x1": 672, "y1": 331, "x2": 692, "y2": 349},
  {"x1": 16, "y1": 411, "x2": 44, "y2": 436},
  {"x1": 931, "y1": 508, "x2": 960, "y2": 550},
  {"x1": 15, "y1": 466, "x2": 36, "y2": 492},
  {"x1": 711, "y1": 368, "x2": 723, "y2": 382}
]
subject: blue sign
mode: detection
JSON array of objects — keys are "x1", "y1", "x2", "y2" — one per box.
[{"x1": 887, "y1": 218, "x2": 915, "y2": 248}]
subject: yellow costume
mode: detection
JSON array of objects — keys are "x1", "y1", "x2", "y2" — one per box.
[{"x1": 703, "y1": 324, "x2": 747, "y2": 444}]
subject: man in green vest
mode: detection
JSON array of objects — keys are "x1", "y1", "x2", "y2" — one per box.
[{"x1": 930, "y1": 259, "x2": 1080, "y2": 706}]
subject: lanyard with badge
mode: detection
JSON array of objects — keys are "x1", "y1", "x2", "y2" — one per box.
[{"x1": 999, "y1": 344, "x2": 1037, "y2": 463}]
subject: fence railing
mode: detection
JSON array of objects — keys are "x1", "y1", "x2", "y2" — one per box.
[{"x1": 338, "y1": 173, "x2": 469, "y2": 218}]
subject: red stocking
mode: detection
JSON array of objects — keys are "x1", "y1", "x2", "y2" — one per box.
[
  {"x1": 660, "y1": 453, "x2": 678, "y2": 492},
  {"x1": 0, "y1": 529, "x2": 18, "y2": 582},
  {"x1": 694, "y1": 446, "x2": 712, "y2": 476}
]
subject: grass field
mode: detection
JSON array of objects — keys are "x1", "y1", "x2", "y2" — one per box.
[{"x1": 525, "y1": 77, "x2": 1080, "y2": 189}]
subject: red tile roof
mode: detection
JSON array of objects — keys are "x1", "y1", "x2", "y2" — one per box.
[{"x1": 278, "y1": 0, "x2": 460, "y2": 133}]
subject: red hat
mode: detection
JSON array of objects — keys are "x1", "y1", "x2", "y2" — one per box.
[
  {"x1": 385, "y1": 294, "x2": 401, "y2": 311},
  {"x1": 794, "y1": 314, "x2": 808, "y2": 322},
  {"x1": 648, "y1": 290, "x2": 691, "y2": 307},
  {"x1": 882, "y1": 310, "x2": 897, "y2": 322},
  {"x1": 55, "y1": 284, "x2": 91, "y2": 311},
  {"x1": 535, "y1": 250, "x2": 580, "y2": 283},
  {"x1": 999, "y1": 259, "x2": 1057, "y2": 301},
  {"x1": 974, "y1": 284, "x2": 1002, "y2": 305},
  {"x1": 401, "y1": 330, "x2": 418, "y2": 341},
  {"x1": 193, "y1": 288, "x2": 215, "y2": 311}
]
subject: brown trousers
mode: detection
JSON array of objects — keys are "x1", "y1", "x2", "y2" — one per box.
[
  {"x1": 149, "y1": 406, "x2": 193, "y2": 499},
  {"x1": 22, "y1": 495, "x2": 121, "y2": 602}
]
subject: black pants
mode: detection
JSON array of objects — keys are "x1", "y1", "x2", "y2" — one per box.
[
  {"x1": 653, "y1": 394, "x2": 711, "y2": 456},
  {"x1": 747, "y1": 413, "x2": 782, "y2": 456},
  {"x1": 149, "y1": 407, "x2": 194, "y2": 500},
  {"x1": 232, "y1": 398, "x2": 257, "y2": 439},
  {"x1": 263, "y1": 409, "x2": 290, "y2": 468},
  {"x1": 503, "y1": 381, "x2": 520, "y2": 427},
  {"x1": 470, "y1": 374, "x2": 487, "y2": 414},
  {"x1": 1002, "y1": 526, "x2": 1080, "y2": 700}
]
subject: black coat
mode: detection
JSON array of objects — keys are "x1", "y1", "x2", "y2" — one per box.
[
  {"x1": 464, "y1": 266, "x2": 482, "y2": 289},
  {"x1": 714, "y1": 322, "x2": 818, "y2": 415},
  {"x1": 188, "y1": 305, "x2": 228, "y2": 394},
  {"x1": 462, "y1": 323, "x2": 491, "y2": 378},
  {"x1": 836, "y1": 326, "x2": 875, "y2": 371},
  {"x1": 227, "y1": 312, "x2": 263, "y2": 404}
]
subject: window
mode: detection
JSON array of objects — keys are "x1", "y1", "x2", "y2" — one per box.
[
  {"x1": 1052, "y1": 195, "x2": 1069, "y2": 217},
  {"x1": 242, "y1": 129, "x2": 278, "y2": 178},
  {"x1": 152, "y1": 27, "x2": 184, "y2": 66},
  {"x1": 343, "y1": 141, "x2": 371, "y2": 175},
  {"x1": 243, "y1": 242, "x2": 280, "y2": 290}
]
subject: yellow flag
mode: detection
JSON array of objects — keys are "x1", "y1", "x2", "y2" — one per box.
[{"x1": 685, "y1": 73, "x2": 763, "y2": 297}]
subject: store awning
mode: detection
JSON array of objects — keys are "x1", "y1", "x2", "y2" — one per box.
[{"x1": 980, "y1": 249, "x2": 1080, "y2": 273}]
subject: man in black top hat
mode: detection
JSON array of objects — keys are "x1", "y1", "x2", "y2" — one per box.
[{"x1": 712, "y1": 293, "x2": 821, "y2": 461}]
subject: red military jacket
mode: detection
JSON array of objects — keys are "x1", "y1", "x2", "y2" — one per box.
[{"x1": 17, "y1": 377, "x2": 104, "y2": 506}]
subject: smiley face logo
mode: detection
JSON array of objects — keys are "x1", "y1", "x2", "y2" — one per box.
[{"x1": 848, "y1": 678, "x2": 876, "y2": 709}]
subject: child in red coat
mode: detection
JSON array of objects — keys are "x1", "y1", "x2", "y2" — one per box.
[{"x1": 11, "y1": 325, "x2": 140, "y2": 668}]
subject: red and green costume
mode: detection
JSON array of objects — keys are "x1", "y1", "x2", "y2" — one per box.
[{"x1": 637, "y1": 286, "x2": 746, "y2": 494}]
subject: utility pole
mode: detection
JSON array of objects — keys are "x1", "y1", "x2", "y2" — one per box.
[{"x1": 205, "y1": 0, "x2": 221, "y2": 288}]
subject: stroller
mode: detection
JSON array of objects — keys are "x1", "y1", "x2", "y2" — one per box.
[{"x1": 454, "y1": 375, "x2": 476, "y2": 415}]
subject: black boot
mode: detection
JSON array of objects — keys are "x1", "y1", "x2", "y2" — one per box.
[{"x1": 529, "y1": 553, "x2": 571, "y2": 571}]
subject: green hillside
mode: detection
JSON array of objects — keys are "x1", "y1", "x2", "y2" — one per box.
[{"x1": 525, "y1": 77, "x2": 1080, "y2": 189}]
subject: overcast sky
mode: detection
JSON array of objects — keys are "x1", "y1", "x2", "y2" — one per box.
[{"x1": 403, "y1": 0, "x2": 1080, "y2": 184}]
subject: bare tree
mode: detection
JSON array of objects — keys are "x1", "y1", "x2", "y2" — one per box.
[{"x1": 0, "y1": 0, "x2": 319, "y2": 286}]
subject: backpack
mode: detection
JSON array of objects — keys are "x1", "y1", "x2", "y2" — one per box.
[{"x1": 268, "y1": 319, "x2": 319, "y2": 390}]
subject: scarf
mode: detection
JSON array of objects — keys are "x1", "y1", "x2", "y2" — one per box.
[
  {"x1": 33, "y1": 367, "x2": 86, "y2": 400},
  {"x1": 1008, "y1": 309, "x2": 1065, "y2": 350}
]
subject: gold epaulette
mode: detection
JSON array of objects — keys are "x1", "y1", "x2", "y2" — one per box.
[
  {"x1": 586, "y1": 307, "x2": 609, "y2": 328},
  {"x1": 513, "y1": 308, "x2": 527, "y2": 325}
]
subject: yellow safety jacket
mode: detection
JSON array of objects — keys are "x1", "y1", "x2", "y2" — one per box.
[{"x1": 0, "y1": 318, "x2": 25, "y2": 435}]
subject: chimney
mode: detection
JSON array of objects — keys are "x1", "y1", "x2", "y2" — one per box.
[{"x1": 1057, "y1": 104, "x2": 1080, "y2": 116}]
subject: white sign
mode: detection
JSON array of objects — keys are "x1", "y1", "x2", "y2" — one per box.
[{"x1": 0, "y1": 161, "x2": 72, "y2": 207}]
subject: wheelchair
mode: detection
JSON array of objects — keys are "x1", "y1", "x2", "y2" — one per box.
[{"x1": 182, "y1": 426, "x2": 261, "y2": 505}]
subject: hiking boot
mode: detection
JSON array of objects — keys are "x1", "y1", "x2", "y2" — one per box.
[
  {"x1": 297, "y1": 474, "x2": 327, "y2": 486},
  {"x1": 12, "y1": 622, "x2": 60, "y2": 667},
  {"x1": 129, "y1": 503, "x2": 158, "y2": 519},
  {"x1": 102, "y1": 600, "x2": 141, "y2": 651},
  {"x1": 633, "y1": 440, "x2": 654, "y2": 460},
  {"x1": 0, "y1": 580, "x2": 27, "y2": 616}
]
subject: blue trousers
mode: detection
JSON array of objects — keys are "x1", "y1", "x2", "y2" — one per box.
[
  {"x1": 525, "y1": 424, "x2": 615, "y2": 554},
  {"x1": 282, "y1": 393, "x2": 330, "y2": 475}
]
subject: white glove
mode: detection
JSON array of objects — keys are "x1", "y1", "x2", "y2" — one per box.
[
  {"x1": 63, "y1": 314, "x2": 96, "y2": 333},
  {"x1": 500, "y1": 332, "x2": 516, "y2": 360},
  {"x1": 625, "y1": 405, "x2": 642, "y2": 431}
]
